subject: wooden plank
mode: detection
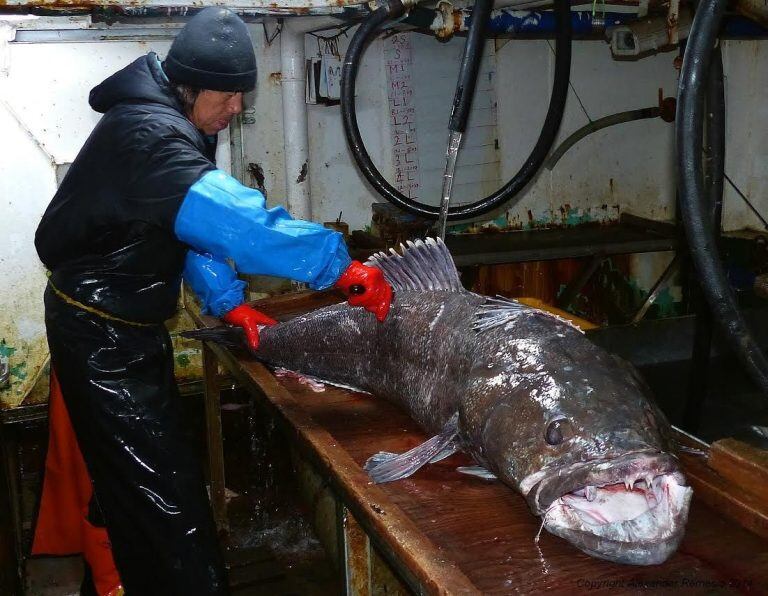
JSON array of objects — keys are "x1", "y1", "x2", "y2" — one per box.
[
  {"x1": 708, "y1": 438, "x2": 768, "y2": 503},
  {"x1": 190, "y1": 292, "x2": 768, "y2": 594},
  {"x1": 202, "y1": 343, "x2": 228, "y2": 534},
  {"x1": 670, "y1": 432, "x2": 768, "y2": 542},
  {"x1": 516, "y1": 297, "x2": 598, "y2": 330},
  {"x1": 277, "y1": 375, "x2": 768, "y2": 594},
  {"x1": 680, "y1": 450, "x2": 768, "y2": 541},
  {"x1": 208, "y1": 344, "x2": 480, "y2": 595}
]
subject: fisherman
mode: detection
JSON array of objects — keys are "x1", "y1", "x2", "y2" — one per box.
[{"x1": 32, "y1": 8, "x2": 392, "y2": 595}]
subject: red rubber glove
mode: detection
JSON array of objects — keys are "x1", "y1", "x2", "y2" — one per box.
[
  {"x1": 222, "y1": 304, "x2": 277, "y2": 351},
  {"x1": 335, "y1": 261, "x2": 393, "y2": 322}
]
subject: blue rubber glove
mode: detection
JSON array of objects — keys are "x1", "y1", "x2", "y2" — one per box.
[
  {"x1": 175, "y1": 170, "x2": 351, "y2": 290},
  {"x1": 183, "y1": 251, "x2": 246, "y2": 317}
]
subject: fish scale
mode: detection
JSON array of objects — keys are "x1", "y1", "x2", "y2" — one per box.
[{"x1": 256, "y1": 290, "x2": 479, "y2": 433}]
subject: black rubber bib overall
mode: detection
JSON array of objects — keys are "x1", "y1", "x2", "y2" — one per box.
[{"x1": 44, "y1": 286, "x2": 227, "y2": 595}]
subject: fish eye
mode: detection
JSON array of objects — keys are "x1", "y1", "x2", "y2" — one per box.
[{"x1": 545, "y1": 418, "x2": 569, "y2": 446}]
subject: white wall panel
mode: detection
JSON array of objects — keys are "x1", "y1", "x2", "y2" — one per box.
[
  {"x1": 4, "y1": 40, "x2": 171, "y2": 164},
  {"x1": 410, "y1": 34, "x2": 500, "y2": 207},
  {"x1": 0, "y1": 36, "x2": 168, "y2": 406},
  {"x1": 496, "y1": 39, "x2": 680, "y2": 228},
  {"x1": 0, "y1": 104, "x2": 56, "y2": 406},
  {"x1": 241, "y1": 21, "x2": 287, "y2": 206},
  {"x1": 306, "y1": 26, "x2": 390, "y2": 230},
  {"x1": 721, "y1": 40, "x2": 768, "y2": 232}
]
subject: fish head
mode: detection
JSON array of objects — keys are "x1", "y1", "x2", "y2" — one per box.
[{"x1": 463, "y1": 330, "x2": 692, "y2": 565}]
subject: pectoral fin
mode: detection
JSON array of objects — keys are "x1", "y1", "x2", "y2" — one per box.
[
  {"x1": 456, "y1": 466, "x2": 497, "y2": 480},
  {"x1": 429, "y1": 440, "x2": 459, "y2": 463},
  {"x1": 364, "y1": 414, "x2": 459, "y2": 483}
]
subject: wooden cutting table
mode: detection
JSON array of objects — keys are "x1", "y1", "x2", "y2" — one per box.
[{"x1": 189, "y1": 291, "x2": 768, "y2": 595}]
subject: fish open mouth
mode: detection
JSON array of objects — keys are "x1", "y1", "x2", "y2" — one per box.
[{"x1": 524, "y1": 452, "x2": 693, "y2": 565}]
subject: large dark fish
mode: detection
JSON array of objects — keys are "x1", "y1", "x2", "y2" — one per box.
[{"x1": 187, "y1": 239, "x2": 692, "y2": 565}]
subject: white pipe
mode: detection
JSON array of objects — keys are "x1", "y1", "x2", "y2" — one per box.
[{"x1": 280, "y1": 16, "x2": 339, "y2": 219}]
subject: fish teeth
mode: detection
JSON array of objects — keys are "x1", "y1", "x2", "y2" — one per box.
[
  {"x1": 585, "y1": 486, "x2": 596, "y2": 502},
  {"x1": 646, "y1": 475, "x2": 654, "y2": 490}
]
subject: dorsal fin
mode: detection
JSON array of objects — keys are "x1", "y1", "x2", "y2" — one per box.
[
  {"x1": 473, "y1": 296, "x2": 585, "y2": 334},
  {"x1": 366, "y1": 238, "x2": 464, "y2": 292}
]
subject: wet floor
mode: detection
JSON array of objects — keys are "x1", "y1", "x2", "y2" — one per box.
[
  {"x1": 217, "y1": 387, "x2": 341, "y2": 595},
  {"x1": 25, "y1": 386, "x2": 341, "y2": 595}
]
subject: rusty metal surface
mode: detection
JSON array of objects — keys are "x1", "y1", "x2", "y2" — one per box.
[
  {"x1": 0, "y1": 0, "x2": 368, "y2": 13},
  {"x1": 411, "y1": 219, "x2": 678, "y2": 266},
  {"x1": 666, "y1": 0, "x2": 680, "y2": 45},
  {"x1": 733, "y1": 0, "x2": 768, "y2": 28},
  {"x1": 291, "y1": 446, "x2": 342, "y2": 565},
  {"x1": 351, "y1": 215, "x2": 679, "y2": 269},
  {"x1": 342, "y1": 508, "x2": 372, "y2": 596},
  {"x1": 203, "y1": 343, "x2": 229, "y2": 534},
  {"x1": 369, "y1": 545, "x2": 409, "y2": 596}
]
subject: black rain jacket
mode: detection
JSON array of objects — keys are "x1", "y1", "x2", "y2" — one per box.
[{"x1": 35, "y1": 52, "x2": 216, "y2": 324}]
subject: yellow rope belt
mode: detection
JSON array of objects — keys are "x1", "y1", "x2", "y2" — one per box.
[{"x1": 47, "y1": 278, "x2": 153, "y2": 328}]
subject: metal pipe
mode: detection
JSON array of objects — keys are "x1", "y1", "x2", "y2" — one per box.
[
  {"x1": 606, "y1": 7, "x2": 692, "y2": 58},
  {"x1": 546, "y1": 106, "x2": 663, "y2": 170},
  {"x1": 447, "y1": 8, "x2": 635, "y2": 36},
  {"x1": 676, "y1": 0, "x2": 768, "y2": 396},
  {"x1": 280, "y1": 16, "x2": 340, "y2": 219},
  {"x1": 0, "y1": 2, "x2": 365, "y2": 16},
  {"x1": 418, "y1": 6, "x2": 768, "y2": 40}
]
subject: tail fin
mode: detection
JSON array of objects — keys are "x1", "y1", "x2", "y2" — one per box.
[{"x1": 181, "y1": 326, "x2": 247, "y2": 349}]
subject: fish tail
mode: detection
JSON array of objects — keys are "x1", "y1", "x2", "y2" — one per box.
[{"x1": 180, "y1": 326, "x2": 247, "y2": 349}]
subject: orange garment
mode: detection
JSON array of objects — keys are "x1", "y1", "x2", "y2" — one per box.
[{"x1": 32, "y1": 370, "x2": 123, "y2": 596}]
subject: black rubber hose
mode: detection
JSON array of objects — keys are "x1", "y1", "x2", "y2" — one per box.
[
  {"x1": 706, "y1": 46, "x2": 725, "y2": 229},
  {"x1": 449, "y1": 0, "x2": 494, "y2": 133},
  {"x1": 683, "y1": 45, "x2": 725, "y2": 430},
  {"x1": 677, "y1": 0, "x2": 768, "y2": 395},
  {"x1": 340, "y1": 0, "x2": 572, "y2": 221}
]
